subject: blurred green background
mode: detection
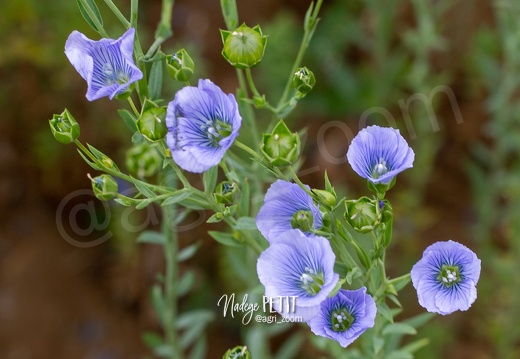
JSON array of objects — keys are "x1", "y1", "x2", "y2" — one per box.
[{"x1": 1, "y1": 0, "x2": 519, "y2": 358}]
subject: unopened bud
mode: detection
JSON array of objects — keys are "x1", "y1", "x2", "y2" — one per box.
[
  {"x1": 126, "y1": 143, "x2": 162, "y2": 179},
  {"x1": 166, "y1": 49, "x2": 195, "y2": 82},
  {"x1": 214, "y1": 181, "x2": 240, "y2": 206},
  {"x1": 223, "y1": 346, "x2": 251, "y2": 359},
  {"x1": 292, "y1": 67, "x2": 316, "y2": 98},
  {"x1": 221, "y1": 24, "x2": 267, "y2": 68},
  {"x1": 137, "y1": 106, "x2": 167, "y2": 142},
  {"x1": 261, "y1": 119, "x2": 300, "y2": 167},
  {"x1": 49, "y1": 109, "x2": 80, "y2": 144},
  {"x1": 291, "y1": 210, "x2": 314, "y2": 233},
  {"x1": 344, "y1": 196, "x2": 381, "y2": 233},
  {"x1": 90, "y1": 174, "x2": 118, "y2": 201}
]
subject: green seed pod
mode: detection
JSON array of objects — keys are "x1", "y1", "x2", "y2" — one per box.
[
  {"x1": 49, "y1": 108, "x2": 80, "y2": 144},
  {"x1": 126, "y1": 143, "x2": 162, "y2": 179},
  {"x1": 312, "y1": 188, "x2": 337, "y2": 207},
  {"x1": 260, "y1": 119, "x2": 300, "y2": 167},
  {"x1": 137, "y1": 106, "x2": 167, "y2": 142},
  {"x1": 221, "y1": 24, "x2": 267, "y2": 68},
  {"x1": 166, "y1": 49, "x2": 195, "y2": 82},
  {"x1": 214, "y1": 181, "x2": 241, "y2": 206},
  {"x1": 222, "y1": 346, "x2": 252, "y2": 359},
  {"x1": 292, "y1": 67, "x2": 316, "y2": 97},
  {"x1": 90, "y1": 174, "x2": 118, "y2": 201},
  {"x1": 344, "y1": 196, "x2": 381, "y2": 233}
]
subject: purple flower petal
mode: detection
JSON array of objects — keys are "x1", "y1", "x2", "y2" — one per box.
[
  {"x1": 257, "y1": 229, "x2": 339, "y2": 321},
  {"x1": 65, "y1": 28, "x2": 143, "y2": 101},
  {"x1": 411, "y1": 240, "x2": 481, "y2": 315},
  {"x1": 346, "y1": 126, "x2": 414, "y2": 184},
  {"x1": 166, "y1": 79, "x2": 241, "y2": 173},
  {"x1": 308, "y1": 288, "x2": 376, "y2": 348},
  {"x1": 256, "y1": 180, "x2": 323, "y2": 242}
]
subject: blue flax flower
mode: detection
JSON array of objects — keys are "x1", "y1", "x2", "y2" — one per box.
[
  {"x1": 308, "y1": 288, "x2": 376, "y2": 348},
  {"x1": 257, "y1": 229, "x2": 339, "y2": 321},
  {"x1": 411, "y1": 240, "x2": 481, "y2": 315},
  {"x1": 346, "y1": 126, "x2": 414, "y2": 184},
  {"x1": 166, "y1": 79, "x2": 241, "y2": 173},
  {"x1": 65, "y1": 28, "x2": 143, "y2": 101},
  {"x1": 256, "y1": 180, "x2": 323, "y2": 242}
]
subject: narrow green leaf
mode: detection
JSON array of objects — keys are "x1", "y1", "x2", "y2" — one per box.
[
  {"x1": 401, "y1": 338, "x2": 430, "y2": 354},
  {"x1": 87, "y1": 143, "x2": 108, "y2": 160},
  {"x1": 377, "y1": 302, "x2": 394, "y2": 323},
  {"x1": 137, "y1": 230, "x2": 166, "y2": 245},
  {"x1": 386, "y1": 351, "x2": 413, "y2": 359},
  {"x1": 403, "y1": 312, "x2": 435, "y2": 329},
  {"x1": 382, "y1": 323, "x2": 417, "y2": 336},
  {"x1": 77, "y1": 0, "x2": 103, "y2": 31},
  {"x1": 206, "y1": 213, "x2": 224, "y2": 223},
  {"x1": 234, "y1": 216, "x2": 258, "y2": 231},
  {"x1": 77, "y1": 149, "x2": 102, "y2": 171},
  {"x1": 203, "y1": 166, "x2": 218, "y2": 193},
  {"x1": 130, "y1": 176, "x2": 156, "y2": 198},
  {"x1": 151, "y1": 284, "x2": 166, "y2": 324},
  {"x1": 142, "y1": 331, "x2": 164, "y2": 350},
  {"x1": 161, "y1": 188, "x2": 192, "y2": 206},
  {"x1": 208, "y1": 231, "x2": 242, "y2": 247},
  {"x1": 177, "y1": 270, "x2": 195, "y2": 297},
  {"x1": 238, "y1": 178, "x2": 250, "y2": 217},
  {"x1": 177, "y1": 242, "x2": 201, "y2": 261},
  {"x1": 188, "y1": 335, "x2": 207, "y2": 359},
  {"x1": 274, "y1": 332, "x2": 305, "y2": 359},
  {"x1": 148, "y1": 59, "x2": 164, "y2": 100},
  {"x1": 118, "y1": 109, "x2": 137, "y2": 132},
  {"x1": 135, "y1": 198, "x2": 154, "y2": 209}
]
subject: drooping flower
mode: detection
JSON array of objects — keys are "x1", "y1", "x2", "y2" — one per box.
[
  {"x1": 308, "y1": 288, "x2": 376, "y2": 348},
  {"x1": 65, "y1": 28, "x2": 143, "y2": 101},
  {"x1": 346, "y1": 126, "x2": 414, "y2": 184},
  {"x1": 256, "y1": 180, "x2": 323, "y2": 242},
  {"x1": 166, "y1": 79, "x2": 241, "y2": 173},
  {"x1": 411, "y1": 240, "x2": 481, "y2": 315},
  {"x1": 257, "y1": 229, "x2": 339, "y2": 321}
]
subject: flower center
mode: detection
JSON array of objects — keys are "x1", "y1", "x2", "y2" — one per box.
[
  {"x1": 102, "y1": 63, "x2": 129, "y2": 85},
  {"x1": 299, "y1": 266, "x2": 324, "y2": 296},
  {"x1": 437, "y1": 264, "x2": 461, "y2": 287},
  {"x1": 371, "y1": 158, "x2": 388, "y2": 179},
  {"x1": 291, "y1": 210, "x2": 314, "y2": 233},
  {"x1": 204, "y1": 119, "x2": 232, "y2": 147},
  {"x1": 330, "y1": 308, "x2": 354, "y2": 332}
]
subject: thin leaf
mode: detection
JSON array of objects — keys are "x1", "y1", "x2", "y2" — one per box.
[
  {"x1": 118, "y1": 109, "x2": 137, "y2": 132},
  {"x1": 77, "y1": 149, "x2": 102, "y2": 171},
  {"x1": 148, "y1": 59, "x2": 164, "y2": 100},
  {"x1": 161, "y1": 188, "x2": 192, "y2": 206},
  {"x1": 177, "y1": 271, "x2": 195, "y2": 297},
  {"x1": 382, "y1": 323, "x2": 417, "y2": 336},
  {"x1": 130, "y1": 176, "x2": 156, "y2": 198},
  {"x1": 77, "y1": 0, "x2": 103, "y2": 31},
  {"x1": 208, "y1": 231, "x2": 242, "y2": 247},
  {"x1": 234, "y1": 217, "x2": 258, "y2": 231},
  {"x1": 137, "y1": 230, "x2": 166, "y2": 245},
  {"x1": 203, "y1": 166, "x2": 218, "y2": 193},
  {"x1": 177, "y1": 242, "x2": 201, "y2": 262}
]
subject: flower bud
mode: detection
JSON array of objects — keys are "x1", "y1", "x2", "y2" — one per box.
[
  {"x1": 214, "y1": 181, "x2": 240, "y2": 206},
  {"x1": 221, "y1": 24, "x2": 267, "y2": 68},
  {"x1": 166, "y1": 49, "x2": 195, "y2": 82},
  {"x1": 137, "y1": 106, "x2": 167, "y2": 142},
  {"x1": 223, "y1": 346, "x2": 252, "y2": 359},
  {"x1": 312, "y1": 189, "x2": 336, "y2": 207},
  {"x1": 49, "y1": 109, "x2": 80, "y2": 144},
  {"x1": 344, "y1": 196, "x2": 381, "y2": 233},
  {"x1": 291, "y1": 210, "x2": 314, "y2": 233},
  {"x1": 90, "y1": 174, "x2": 118, "y2": 201},
  {"x1": 126, "y1": 143, "x2": 162, "y2": 179},
  {"x1": 260, "y1": 119, "x2": 300, "y2": 167},
  {"x1": 292, "y1": 67, "x2": 316, "y2": 98}
]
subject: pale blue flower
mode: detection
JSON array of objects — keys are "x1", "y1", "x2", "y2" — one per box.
[
  {"x1": 256, "y1": 180, "x2": 322, "y2": 242},
  {"x1": 257, "y1": 229, "x2": 339, "y2": 321},
  {"x1": 166, "y1": 79, "x2": 241, "y2": 173},
  {"x1": 347, "y1": 126, "x2": 414, "y2": 184},
  {"x1": 411, "y1": 240, "x2": 481, "y2": 315},
  {"x1": 308, "y1": 288, "x2": 376, "y2": 348},
  {"x1": 65, "y1": 28, "x2": 143, "y2": 101}
]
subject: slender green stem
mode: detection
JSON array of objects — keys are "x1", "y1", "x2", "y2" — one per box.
[
  {"x1": 276, "y1": 0, "x2": 323, "y2": 112},
  {"x1": 145, "y1": 0, "x2": 175, "y2": 59},
  {"x1": 127, "y1": 97, "x2": 140, "y2": 117},
  {"x1": 288, "y1": 165, "x2": 314, "y2": 196},
  {"x1": 236, "y1": 69, "x2": 260, "y2": 145},
  {"x1": 161, "y1": 169, "x2": 181, "y2": 359},
  {"x1": 234, "y1": 140, "x2": 263, "y2": 161},
  {"x1": 103, "y1": 0, "x2": 130, "y2": 27},
  {"x1": 245, "y1": 68, "x2": 261, "y2": 98}
]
